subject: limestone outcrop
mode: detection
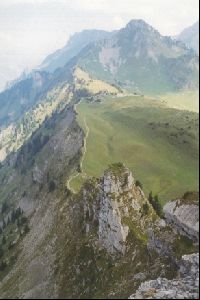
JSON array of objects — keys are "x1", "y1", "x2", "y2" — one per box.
[
  {"x1": 129, "y1": 253, "x2": 199, "y2": 299},
  {"x1": 163, "y1": 197, "x2": 199, "y2": 243},
  {"x1": 32, "y1": 164, "x2": 44, "y2": 184},
  {"x1": 83, "y1": 163, "x2": 154, "y2": 254}
]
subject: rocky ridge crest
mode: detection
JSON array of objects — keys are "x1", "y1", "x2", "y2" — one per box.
[{"x1": 83, "y1": 163, "x2": 155, "y2": 254}]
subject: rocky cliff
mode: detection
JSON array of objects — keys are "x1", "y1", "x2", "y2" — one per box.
[
  {"x1": 83, "y1": 163, "x2": 155, "y2": 254},
  {"x1": 137, "y1": 193, "x2": 199, "y2": 299},
  {"x1": 163, "y1": 195, "x2": 199, "y2": 243},
  {"x1": 129, "y1": 253, "x2": 199, "y2": 299}
]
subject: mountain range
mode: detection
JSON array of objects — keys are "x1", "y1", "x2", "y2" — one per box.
[
  {"x1": 0, "y1": 19, "x2": 199, "y2": 130},
  {"x1": 0, "y1": 19, "x2": 199, "y2": 299},
  {"x1": 1, "y1": 19, "x2": 198, "y2": 94},
  {"x1": 40, "y1": 19, "x2": 199, "y2": 95}
]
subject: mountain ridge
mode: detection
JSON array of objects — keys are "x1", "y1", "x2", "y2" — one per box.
[
  {"x1": 76, "y1": 19, "x2": 199, "y2": 94},
  {"x1": 39, "y1": 29, "x2": 114, "y2": 73},
  {"x1": 0, "y1": 18, "x2": 199, "y2": 299},
  {"x1": 176, "y1": 21, "x2": 199, "y2": 54}
]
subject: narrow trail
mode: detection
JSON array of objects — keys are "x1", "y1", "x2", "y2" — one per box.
[
  {"x1": 80, "y1": 117, "x2": 89, "y2": 170},
  {"x1": 67, "y1": 111, "x2": 90, "y2": 193}
]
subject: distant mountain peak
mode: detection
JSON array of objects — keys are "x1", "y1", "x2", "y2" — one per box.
[
  {"x1": 176, "y1": 21, "x2": 199, "y2": 54},
  {"x1": 123, "y1": 19, "x2": 161, "y2": 41},
  {"x1": 126, "y1": 19, "x2": 149, "y2": 27},
  {"x1": 125, "y1": 19, "x2": 158, "y2": 33}
]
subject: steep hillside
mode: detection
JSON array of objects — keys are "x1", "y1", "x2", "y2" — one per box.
[
  {"x1": 0, "y1": 18, "x2": 199, "y2": 299},
  {"x1": 0, "y1": 82, "x2": 73, "y2": 162},
  {"x1": 0, "y1": 66, "x2": 119, "y2": 162},
  {"x1": 0, "y1": 152, "x2": 198, "y2": 298},
  {"x1": 0, "y1": 71, "x2": 52, "y2": 128},
  {"x1": 0, "y1": 101, "x2": 84, "y2": 297},
  {"x1": 130, "y1": 253, "x2": 199, "y2": 299},
  {"x1": 176, "y1": 21, "x2": 199, "y2": 54},
  {"x1": 77, "y1": 20, "x2": 199, "y2": 94}
]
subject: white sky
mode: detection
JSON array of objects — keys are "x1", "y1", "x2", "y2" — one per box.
[{"x1": 0, "y1": 0, "x2": 199, "y2": 90}]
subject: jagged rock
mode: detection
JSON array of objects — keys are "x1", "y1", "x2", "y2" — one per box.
[
  {"x1": 83, "y1": 163, "x2": 153, "y2": 254},
  {"x1": 147, "y1": 222, "x2": 199, "y2": 266},
  {"x1": 147, "y1": 227, "x2": 175, "y2": 259},
  {"x1": 32, "y1": 164, "x2": 44, "y2": 184},
  {"x1": 129, "y1": 253, "x2": 199, "y2": 299},
  {"x1": 163, "y1": 198, "x2": 199, "y2": 243}
]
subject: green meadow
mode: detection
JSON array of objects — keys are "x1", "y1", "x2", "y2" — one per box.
[
  {"x1": 159, "y1": 90, "x2": 199, "y2": 113},
  {"x1": 70, "y1": 95, "x2": 199, "y2": 203}
]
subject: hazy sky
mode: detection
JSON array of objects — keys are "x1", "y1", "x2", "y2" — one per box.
[{"x1": 0, "y1": 0, "x2": 199, "y2": 90}]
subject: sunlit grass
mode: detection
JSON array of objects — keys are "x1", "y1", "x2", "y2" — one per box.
[{"x1": 70, "y1": 95, "x2": 199, "y2": 203}]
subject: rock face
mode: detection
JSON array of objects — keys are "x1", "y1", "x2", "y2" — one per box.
[
  {"x1": 83, "y1": 163, "x2": 152, "y2": 254},
  {"x1": 147, "y1": 226, "x2": 175, "y2": 260},
  {"x1": 129, "y1": 253, "x2": 199, "y2": 299},
  {"x1": 32, "y1": 164, "x2": 44, "y2": 184},
  {"x1": 98, "y1": 167, "x2": 132, "y2": 254},
  {"x1": 163, "y1": 199, "x2": 199, "y2": 243}
]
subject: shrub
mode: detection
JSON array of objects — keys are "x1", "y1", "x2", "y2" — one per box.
[
  {"x1": 1, "y1": 201, "x2": 9, "y2": 215},
  {"x1": 148, "y1": 192, "x2": 163, "y2": 217},
  {"x1": 2, "y1": 218, "x2": 6, "y2": 230},
  {"x1": 8, "y1": 242, "x2": 14, "y2": 250},
  {"x1": 136, "y1": 180, "x2": 143, "y2": 189},
  {"x1": 0, "y1": 261, "x2": 7, "y2": 272},
  {"x1": 2, "y1": 236, "x2": 6, "y2": 245},
  {"x1": 0, "y1": 246, "x2": 4, "y2": 259},
  {"x1": 24, "y1": 224, "x2": 30, "y2": 234},
  {"x1": 143, "y1": 202, "x2": 149, "y2": 215}
]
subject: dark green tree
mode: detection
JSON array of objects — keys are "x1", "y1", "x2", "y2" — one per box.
[
  {"x1": 1, "y1": 201, "x2": 9, "y2": 214},
  {"x1": 2, "y1": 236, "x2": 6, "y2": 245},
  {"x1": 154, "y1": 195, "x2": 163, "y2": 217},
  {"x1": 136, "y1": 180, "x2": 143, "y2": 189},
  {"x1": 2, "y1": 218, "x2": 6, "y2": 230},
  {"x1": 148, "y1": 191, "x2": 153, "y2": 204},
  {"x1": 17, "y1": 219, "x2": 21, "y2": 227},
  {"x1": 0, "y1": 246, "x2": 4, "y2": 259},
  {"x1": 0, "y1": 260, "x2": 7, "y2": 272},
  {"x1": 7, "y1": 217, "x2": 11, "y2": 226},
  {"x1": 8, "y1": 242, "x2": 14, "y2": 250},
  {"x1": 24, "y1": 224, "x2": 30, "y2": 234},
  {"x1": 143, "y1": 202, "x2": 149, "y2": 215},
  {"x1": 11, "y1": 210, "x2": 16, "y2": 223}
]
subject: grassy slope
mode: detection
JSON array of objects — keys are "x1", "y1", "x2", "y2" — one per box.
[
  {"x1": 70, "y1": 95, "x2": 199, "y2": 203},
  {"x1": 159, "y1": 90, "x2": 199, "y2": 113},
  {"x1": 73, "y1": 67, "x2": 119, "y2": 94}
]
